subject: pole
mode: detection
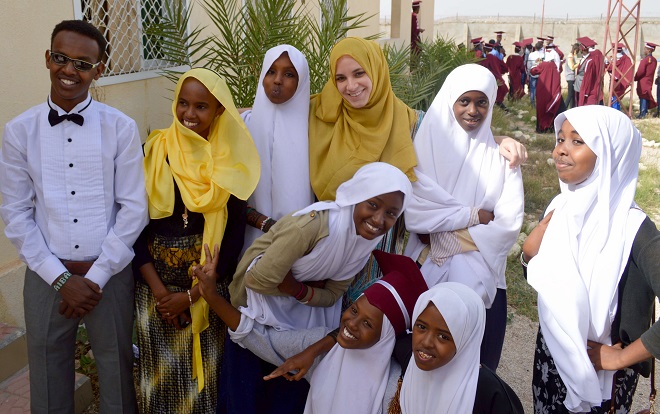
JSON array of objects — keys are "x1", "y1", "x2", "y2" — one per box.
[{"x1": 540, "y1": 0, "x2": 545, "y2": 37}]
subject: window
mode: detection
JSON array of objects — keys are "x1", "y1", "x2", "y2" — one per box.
[{"x1": 78, "y1": 0, "x2": 186, "y2": 79}]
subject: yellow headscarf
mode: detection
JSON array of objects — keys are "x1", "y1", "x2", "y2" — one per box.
[
  {"x1": 143, "y1": 68, "x2": 260, "y2": 391},
  {"x1": 309, "y1": 37, "x2": 418, "y2": 201}
]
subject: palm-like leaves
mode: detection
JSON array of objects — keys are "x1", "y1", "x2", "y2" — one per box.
[{"x1": 144, "y1": 0, "x2": 472, "y2": 111}]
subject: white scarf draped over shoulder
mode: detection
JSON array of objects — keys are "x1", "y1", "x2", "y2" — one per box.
[
  {"x1": 238, "y1": 162, "x2": 413, "y2": 332},
  {"x1": 404, "y1": 64, "x2": 524, "y2": 306},
  {"x1": 243, "y1": 45, "x2": 314, "y2": 251},
  {"x1": 527, "y1": 106, "x2": 646, "y2": 412},
  {"x1": 400, "y1": 282, "x2": 485, "y2": 414}
]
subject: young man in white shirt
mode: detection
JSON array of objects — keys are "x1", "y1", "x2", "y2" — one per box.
[{"x1": 0, "y1": 20, "x2": 148, "y2": 413}]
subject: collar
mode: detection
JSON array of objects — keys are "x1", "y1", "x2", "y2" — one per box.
[{"x1": 47, "y1": 94, "x2": 93, "y2": 115}]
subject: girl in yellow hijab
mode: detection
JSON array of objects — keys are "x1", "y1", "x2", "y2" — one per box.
[
  {"x1": 134, "y1": 68, "x2": 260, "y2": 413},
  {"x1": 309, "y1": 37, "x2": 419, "y2": 202}
]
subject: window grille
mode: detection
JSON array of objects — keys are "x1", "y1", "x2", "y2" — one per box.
[{"x1": 80, "y1": 0, "x2": 184, "y2": 77}]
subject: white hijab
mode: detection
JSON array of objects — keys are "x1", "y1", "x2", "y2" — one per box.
[
  {"x1": 243, "y1": 45, "x2": 314, "y2": 251},
  {"x1": 304, "y1": 306, "x2": 396, "y2": 414},
  {"x1": 239, "y1": 162, "x2": 413, "y2": 332},
  {"x1": 400, "y1": 282, "x2": 485, "y2": 414},
  {"x1": 405, "y1": 64, "x2": 523, "y2": 306},
  {"x1": 527, "y1": 106, "x2": 645, "y2": 412}
]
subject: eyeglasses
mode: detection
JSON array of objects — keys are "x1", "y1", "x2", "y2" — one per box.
[{"x1": 48, "y1": 51, "x2": 102, "y2": 72}]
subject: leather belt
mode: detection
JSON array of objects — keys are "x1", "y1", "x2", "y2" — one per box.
[{"x1": 61, "y1": 260, "x2": 95, "y2": 276}]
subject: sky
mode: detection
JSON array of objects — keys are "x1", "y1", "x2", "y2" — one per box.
[{"x1": 379, "y1": 0, "x2": 660, "y2": 19}]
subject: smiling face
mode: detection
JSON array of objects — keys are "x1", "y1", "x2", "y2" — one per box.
[
  {"x1": 553, "y1": 119, "x2": 597, "y2": 185},
  {"x1": 334, "y1": 55, "x2": 373, "y2": 109},
  {"x1": 411, "y1": 303, "x2": 457, "y2": 371},
  {"x1": 176, "y1": 78, "x2": 225, "y2": 139},
  {"x1": 46, "y1": 30, "x2": 104, "y2": 112},
  {"x1": 353, "y1": 191, "x2": 404, "y2": 240},
  {"x1": 262, "y1": 52, "x2": 299, "y2": 104},
  {"x1": 337, "y1": 296, "x2": 384, "y2": 350},
  {"x1": 453, "y1": 91, "x2": 489, "y2": 132}
]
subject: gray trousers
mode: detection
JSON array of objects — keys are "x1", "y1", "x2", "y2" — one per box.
[{"x1": 24, "y1": 266, "x2": 137, "y2": 414}]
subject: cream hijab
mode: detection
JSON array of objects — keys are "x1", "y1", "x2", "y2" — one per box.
[
  {"x1": 400, "y1": 282, "x2": 485, "y2": 414},
  {"x1": 405, "y1": 64, "x2": 523, "y2": 305},
  {"x1": 143, "y1": 68, "x2": 260, "y2": 390},
  {"x1": 243, "y1": 45, "x2": 314, "y2": 250},
  {"x1": 237, "y1": 162, "x2": 412, "y2": 333},
  {"x1": 527, "y1": 106, "x2": 645, "y2": 412},
  {"x1": 308, "y1": 37, "x2": 418, "y2": 201}
]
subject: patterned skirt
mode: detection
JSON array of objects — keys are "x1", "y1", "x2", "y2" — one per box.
[
  {"x1": 532, "y1": 328, "x2": 638, "y2": 414},
  {"x1": 135, "y1": 233, "x2": 229, "y2": 413}
]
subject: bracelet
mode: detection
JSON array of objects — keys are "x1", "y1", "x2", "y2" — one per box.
[
  {"x1": 519, "y1": 251, "x2": 529, "y2": 268},
  {"x1": 260, "y1": 217, "x2": 272, "y2": 232},
  {"x1": 301, "y1": 287, "x2": 315, "y2": 304},
  {"x1": 53, "y1": 271, "x2": 73, "y2": 291},
  {"x1": 294, "y1": 282, "x2": 307, "y2": 301},
  {"x1": 187, "y1": 289, "x2": 194, "y2": 309}
]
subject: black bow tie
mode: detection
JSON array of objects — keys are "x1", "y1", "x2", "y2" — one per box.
[{"x1": 48, "y1": 108, "x2": 84, "y2": 126}]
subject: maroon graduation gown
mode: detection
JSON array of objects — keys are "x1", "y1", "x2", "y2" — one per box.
[
  {"x1": 634, "y1": 54, "x2": 658, "y2": 109},
  {"x1": 531, "y1": 61, "x2": 562, "y2": 132}
]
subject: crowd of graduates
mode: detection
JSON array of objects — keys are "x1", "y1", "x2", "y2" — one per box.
[{"x1": 472, "y1": 32, "x2": 659, "y2": 132}]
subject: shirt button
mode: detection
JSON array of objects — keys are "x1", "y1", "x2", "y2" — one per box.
[
  {"x1": 73, "y1": 219, "x2": 78, "y2": 223},
  {"x1": 71, "y1": 191, "x2": 75, "y2": 195},
  {"x1": 310, "y1": 212, "x2": 316, "y2": 217},
  {"x1": 74, "y1": 245, "x2": 79, "y2": 249},
  {"x1": 69, "y1": 163, "x2": 73, "y2": 168},
  {"x1": 68, "y1": 138, "x2": 72, "y2": 142}
]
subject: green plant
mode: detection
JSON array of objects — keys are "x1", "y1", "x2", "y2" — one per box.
[
  {"x1": 145, "y1": 0, "x2": 375, "y2": 107},
  {"x1": 385, "y1": 37, "x2": 476, "y2": 111}
]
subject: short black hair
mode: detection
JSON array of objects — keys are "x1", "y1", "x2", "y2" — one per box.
[{"x1": 51, "y1": 20, "x2": 107, "y2": 61}]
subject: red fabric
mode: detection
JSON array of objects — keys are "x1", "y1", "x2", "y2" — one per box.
[
  {"x1": 411, "y1": 12, "x2": 421, "y2": 54},
  {"x1": 578, "y1": 50, "x2": 605, "y2": 106},
  {"x1": 531, "y1": 61, "x2": 562, "y2": 131},
  {"x1": 506, "y1": 54, "x2": 526, "y2": 99},
  {"x1": 555, "y1": 46, "x2": 565, "y2": 61},
  {"x1": 365, "y1": 251, "x2": 429, "y2": 335},
  {"x1": 480, "y1": 54, "x2": 509, "y2": 103},
  {"x1": 634, "y1": 55, "x2": 658, "y2": 109},
  {"x1": 606, "y1": 54, "x2": 634, "y2": 100}
]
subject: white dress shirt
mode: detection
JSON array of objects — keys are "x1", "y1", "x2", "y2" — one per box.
[{"x1": 0, "y1": 94, "x2": 148, "y2": 288}]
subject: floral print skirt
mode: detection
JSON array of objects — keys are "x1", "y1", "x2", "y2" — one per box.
[{"x1": 532, "y1": 328, "x2": 638, "y2": 413}]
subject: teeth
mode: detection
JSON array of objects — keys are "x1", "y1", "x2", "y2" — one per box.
[
  {"x1": 348, "y1": 90, "x2": 363, "y2": 97},
  {"x1": 61, "y1": 79, "x2": 75, "y2": 85},
  {"x1": 343, "y1": 327, "x2": 356, "y2": 340},
  {"x1": 365, "y1": 222, "x2": 379, "y2": 232},
  {"x1": 183, "y1": 120, "x2": 198, "y2": 128},
  {"x1": 418, "y1": 350, "x2": 433, "y2": 359}
]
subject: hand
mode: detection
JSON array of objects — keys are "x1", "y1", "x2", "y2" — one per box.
[
  {"x1": 496, "y1": 136, "x2": 528, "y2": 168},
  {"x1": 192, "y1": 244, "x2": 221, "y2": 301},
  {"x1": 417, "y1": 233, "x2": 430, "y2": 244},
  {"x1": 587, "y1": 340, "x2": 624, "y2": 371},
  {"x1": 58, "y1": 274, "x2": 102, "y2": 317},
  {"x1": 263, "y1": 349, "x2": 317, "y2": 382},
  {"x1": 156, "y1": 291, "x2": 189, "y2": 322},
  {"x1": 277, "y1": 270, "x2": 305, "y2": 297},
  {"x1": 58, "y1": 301, "x2": 83, "y2": 319},
  {"x1": 522, "y1": 210, "x2": 554, "y2": 262},
  {"x1": 478, "y1": 209, "x2": 495, "y2": 224}
]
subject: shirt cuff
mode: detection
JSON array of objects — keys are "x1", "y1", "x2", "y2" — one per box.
[
  {"x1": 467, "y1": 208, "x2": 481, "y2": 227},
  {"x1": 85, "y1": 265, "x2": 112, "y2": 289},
  {"x1": 35, "y1": 255, "x2": 69, "y2": 286}
]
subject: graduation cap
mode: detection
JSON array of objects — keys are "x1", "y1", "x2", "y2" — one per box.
[
  {"x1": 470, "y1": 37, "x2": 483, "y2": 44},
  {"x1": 645, "y1": 42, "x2": 657, "y2": 51},
  {"x1": 536, "y1": 36, "x2": 548, "y2": 42},
  {"x1": 513, "y1": 41, "x2": 522, "y2": 47},
  {"x1": 546, "y1": 35, "x2": 555, "y2": 40},
  {"x1": 577, "y1": 37, "x2": 597, "y2": 48},
  {"x1": 494, "y1": 31, "x2": 505, "y2": 34},
  {"x1": 483, "y1": 42, "x2": 494, "y2": 50},
  {"x1": 412, "y1": 0, "x2": 422, "y2": 6},
  {"x1": 522, "y1": 37, "x2": 534, "y2": 46}
]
